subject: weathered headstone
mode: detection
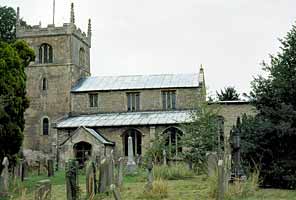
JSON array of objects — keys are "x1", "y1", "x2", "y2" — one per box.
[
  {"x1": 34, "y1": 179, "x2": 51, "y2": 200},
  {"x1": 86, "y1": 161, "x2": 97, "y2": 198},
  {"x1": 126, "y1": 136, "x2": 137, "y2": 174},
  {"x1": 217, "y1": 159, "x2": 225, "y2": 200},
  {"x1": 206, "y1": 152, "x2": 218, "y2": 177},
  {"x1": 110, "y1": 184, "x2": 122, "y2": 200},
  {"x1": 65, "y1": 160, "x2": 79, "y2": 200},
  {"x1": 163, "y1": 149, "x2": 167, "y2": 166},
  {"x1": 0, "y1": 157, "x2": 9, "y2": 197},
  {"x1": 116, "y1": 157, "x2": 123, "y2": 188},
  {"x1": 95, "y1": 155, "x2": 101, "y2": 169},
  {"x1": 98, "y1": 158, "x2": 108, "y2": 193},
  {"x1": 47, "y1": 159, "x2": 54, "y2": 177},
  {"x1": 145, "y1": 158, "x2": 153, "y2": 192}
]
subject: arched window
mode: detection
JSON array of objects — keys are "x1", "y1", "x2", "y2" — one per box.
[
  {"x1": 39, "y1": 43, "x2": 53, "y2": 64},
  {"x1": 123, "y1": 129, "x2": 142, "y2": 156},
  {"x1": 73, "y1": 141, "x2": 92, "y2": 168},
  {"x1": 42, "y1": 118, "x2": 49, "y2": 135},
  {"x1": 42, "y1": 78, "x2": 47, "y2": 91},
  {"x1": 163, "y1": 127, "x2": 183, "y2": 157},
  {"x1": 79, "y1": 48, "x2": 85, "y2": 66}
]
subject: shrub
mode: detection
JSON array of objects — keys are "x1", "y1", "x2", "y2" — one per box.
[
  {"x1": 142, "y1": 178, "x2": 168, "y2": 199},
  {"x1": 153, "y1": 163, "x2": 194, "y2": 180}
]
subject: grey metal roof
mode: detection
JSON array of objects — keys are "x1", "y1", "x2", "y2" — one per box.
[
  {"x1": 71, "y1": 74, "x2": 199, "y2": 92},
  {"x1": 56, "y1": 110, "x2": 193, "y2": 128}
]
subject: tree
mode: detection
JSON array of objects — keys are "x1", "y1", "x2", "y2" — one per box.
[
  {"x1": 239, "y1": 23, "x2": 296, "y2": 188},
  {"x1": 182, "y1": 102, "x2": 220, "y2": 170},
  {"x1": 0, "y1": 40, "x2": 35, "y2": 167},
  {"x1": 216, "y1": 87, "x2": 240, "y2": 101},
  {"x1": 0, "y1": 6, "x2": 16, "y2": 43}
]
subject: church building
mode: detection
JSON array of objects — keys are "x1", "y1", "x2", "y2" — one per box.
[{"x1": 16, "y1": 4, "x2": 254, "y2": 167}]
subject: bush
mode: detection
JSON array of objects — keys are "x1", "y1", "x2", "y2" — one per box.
[
  {"x1": 153, "y1": 163, "x2": 194, "y2": 180},
  {"x1": 142, "y1": 178, "x2": 168, "y2": 199}
]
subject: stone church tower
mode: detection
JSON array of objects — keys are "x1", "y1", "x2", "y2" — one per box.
[{"x1": 16, "y1": 4, "x2": 91, "y2": 157}]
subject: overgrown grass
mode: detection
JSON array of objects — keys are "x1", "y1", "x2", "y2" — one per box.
[
  {"x1": 153, "y1": 163, "x2": 194, "y2": 180},
  {"x1": 141, "y1": 178, "x2": 168, "y2": 199}
]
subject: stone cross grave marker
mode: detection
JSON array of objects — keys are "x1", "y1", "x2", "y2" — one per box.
[
  {"x1": 65, "y1": 160, "x2": 79, "y2": 200},
  {"x1": 0, "y1": 157, "x2": 9, "y2": 197},
  {"x1": 34, "y1": 179, "x2": 51, "y2": 200},
  {"x1": 126, "y1": 136, "x2": 137, "y2": 174},
  {"x1": 86, "y1": 161, "x2": 97, "y2": 198},
  {"x1": 145, "y1": 158, "x2": 153, "y2": 192}
]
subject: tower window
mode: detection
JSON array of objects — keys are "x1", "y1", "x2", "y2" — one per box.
[
  {"x1": 42, "y1": 78, "x2": 47, "y2": 91},
  {"x1": 162, "y1": 91, "x2": 176, "y2": 110},
  {"x1": 39, "y1": 43, "x2": 53, "y2": 64},
  {"x1": 79, "y1": 48, "x2": 85, "y2": 66},
  {"x1": 42, "y1": 118, "x2": 49, "y2": 135},
  {"x1": 89, "y1": 93, "x2": 98, "y2": 107},
  {"x1": 127, "y1": 92, "x2": 140, "y2": 111}
]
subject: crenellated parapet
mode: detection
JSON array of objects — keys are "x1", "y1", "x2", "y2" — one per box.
[{"x1": 16, "y1": 23, "x2": 91, "y2": 47}]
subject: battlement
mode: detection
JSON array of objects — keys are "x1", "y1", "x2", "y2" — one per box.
[{"x1": 16, "y1": 23, "x2": 91, "y2": 47}]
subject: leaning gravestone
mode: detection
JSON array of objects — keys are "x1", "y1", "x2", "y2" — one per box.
[
  {"x1": 110, "y1": 184, "x2": 122, "y2": 200},
  {"x1": 86, "y1": 161, "x2": 97, "y2": 198},
  {"x1": 98, "y1": 158, "x2": 108, "y2": 193},
  {"x1": 65, "y1": 160, "x2": 79, "y2": 200},
  {"x1": 34, "y1": 179, "x2": 51, "y2": 200},
  {"x1": 47, "y1": 159, "x2": 54, "y2": 177},
  {"x1": 0, "y1": 157, "x2": 9, "y2": 197},
  {"x1": 116, "y1": 157, "x2": 123, "y2": 188},
  {"x1": 126, "y1": 136, "x2": 137, "y2": 174}
]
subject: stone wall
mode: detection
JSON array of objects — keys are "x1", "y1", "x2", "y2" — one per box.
[{"x1": 71, "y1": 87, "x2": 202, "y2": 114}]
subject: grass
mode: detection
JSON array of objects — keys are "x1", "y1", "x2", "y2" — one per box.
[{"x1": 5, "y1": 167, "x2": 296, "y2": 200}]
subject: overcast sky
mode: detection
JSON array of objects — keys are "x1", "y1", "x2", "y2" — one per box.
[{"x1": 2, "y1": 0, "x2": 296, "y2": 98}]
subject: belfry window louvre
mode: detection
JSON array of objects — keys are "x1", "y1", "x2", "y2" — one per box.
[{"x1": 39, "y1": 43, "x2": 53, "y2": 64}]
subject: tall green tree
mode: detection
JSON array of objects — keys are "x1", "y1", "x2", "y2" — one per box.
[
  {"x1": 0, "y1": 6, "x2": 16, "y2": 42},
  {"x1": 0, "y1": 40, "x2": 34, "y2": 166},
  {"x1": 239, "y1": 24, "x2": 296, "y2": 188},
  {"x1": 182, "y1": 102, "x2": 220, "y2": 169},
  {"x1": 216, "y1": 87, "x2": 240, "y2": 101}
]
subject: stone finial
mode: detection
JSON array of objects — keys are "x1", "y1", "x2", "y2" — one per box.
[
  {"x1": 87, "y1": 18, "x2": 92, "y2": 38},
  {"x1": 16, "y1": 7, "x2": 20, "y2": 26},
  {"x1": 70, "y1": 3, "x2": 75, "y2": 24},
  {"x1": 199, "y1": 64, "x2": 206, "y2": 100}
]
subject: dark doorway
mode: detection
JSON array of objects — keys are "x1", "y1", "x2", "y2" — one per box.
[
  {"x1": 163, "y1": 127, "x2": 183, "y2": 157},
  {"x1": 73, "y1": 141, "x2": 92, "y2": 168}
]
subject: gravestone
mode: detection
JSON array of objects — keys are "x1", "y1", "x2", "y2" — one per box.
[
  {"x1": 116, "y1": 157, "x2": 123, "y2": 188},
  {"x1": 86, "y1": 161, "x2": 97, "y2": 198},
  {"x1": 0, "y1": 157, "x2": 9, "y2": 197},
  {"x1": 47, "y1": 159, "x2": 54, "y2": 177},
  {"x1": 110, "y1": 184, "x2": 122, "y2": 200},
  {"x1": 98, "y1": 158, "x2": 108, "y2": 193},
  {"x1": 95, "y1": 155, "x2": 101, "y2": 169},
  {"x1": 65, "y1": 160, "x2": 79, "y2": 200},
  {"x1": 145, "y1": 158, "x2": 153, "y2": 192},
  {"x1": 163, "y1": 149, "x2": 167, "y2": 166},
  {"x1": 34, "y1": 179, "x2": 51, "y2": 200},
  {"x1": 206, "y1": 152, "x2": 218, "y2": 177},
  {"x1": 126, "y1": 136, "x2": 137, "y2": 174}
]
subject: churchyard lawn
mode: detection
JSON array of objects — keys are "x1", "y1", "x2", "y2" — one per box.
[{"x1": 6, "y1": 169, "x2": 296, "y2": 200}]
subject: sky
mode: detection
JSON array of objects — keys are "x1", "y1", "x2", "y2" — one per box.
[{"x1": 2, "y1": 0, "x2": 296, "y2": 98}]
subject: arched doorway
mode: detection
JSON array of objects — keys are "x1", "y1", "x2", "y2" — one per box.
[
  {"x1": 163, "y1": 127, "x2": 183, "y2": 157},
  {"x1": 123, "y1": 129, "x2": 142, "y2": 156},
  {"x1": 73, "y1": 141, "x2": 92, "y2": 167}
]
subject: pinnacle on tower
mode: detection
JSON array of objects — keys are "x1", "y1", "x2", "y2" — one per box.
[
  {"x1": 16, "y1": 7, "x2": 20, "y2": 26},
  {"x1": 199, "y1": 64, "x2": 206, "y2": 99},
  {"x1": 87, "y1": 19, "x2": 92, "y2": 38},
  {"x1": 70, "y1": 3, "x2": 75, "y2": 24}
]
